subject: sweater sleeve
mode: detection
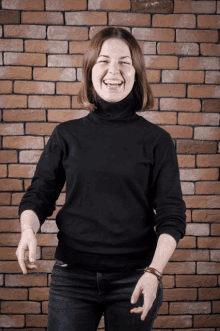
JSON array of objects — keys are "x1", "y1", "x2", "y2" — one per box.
[
  {"x1": 149, "y1": 132, "x2": 186, "y2": 245},
  {"x1": 19, "y1": 125, "x2": 66, "y2": 227}
]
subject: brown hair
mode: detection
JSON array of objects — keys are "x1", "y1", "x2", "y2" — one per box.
[{"x1": 77, "y1": 27, "x2": 154, "y2": 112}]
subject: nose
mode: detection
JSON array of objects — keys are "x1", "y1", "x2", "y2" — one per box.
[{"x1": 108, "y1": 61, "x2": 120, "y2": 74}]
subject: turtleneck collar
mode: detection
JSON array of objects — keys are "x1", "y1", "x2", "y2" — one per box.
[{"x1": 88, "y1": 87, "x2": 140, "y2": 123}]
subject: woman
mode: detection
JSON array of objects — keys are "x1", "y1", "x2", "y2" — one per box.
[{"x1": 16, "y1": 27, "x2": 186, "y2": 331}]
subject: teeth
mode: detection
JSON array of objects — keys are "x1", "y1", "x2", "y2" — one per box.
[{"x1": 104, "y1": 80, "x2": 123, "y2": 85}]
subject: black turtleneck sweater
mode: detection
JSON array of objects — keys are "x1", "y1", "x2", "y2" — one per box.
[{"x1": 19, "y1": 89, "x2": 186, "y2": 272}]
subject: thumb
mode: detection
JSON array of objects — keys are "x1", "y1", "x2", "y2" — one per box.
[{"x1": 131, "y1": 284, "x2": 142, "y2": 304}]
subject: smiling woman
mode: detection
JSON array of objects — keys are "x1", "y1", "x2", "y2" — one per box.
[{"x1": 78, "y1": 27, "x2": 154, "y2": 111}]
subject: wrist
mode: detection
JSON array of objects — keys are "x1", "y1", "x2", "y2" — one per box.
[
  {"x1": 21, "y1": 226, "x2": 36, "y2": 235},
  {"x1": 144, "y1": 266, "x2": 163, "y2": 283}
]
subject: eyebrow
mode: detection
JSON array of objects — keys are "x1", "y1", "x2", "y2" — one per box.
[{"x1": 98, "y1": 55, "x2": 131, "y2": 59}]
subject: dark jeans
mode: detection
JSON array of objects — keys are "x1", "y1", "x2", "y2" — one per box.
[{"x1": 47, "y1": 258, "x2": 163, "y2": 331}]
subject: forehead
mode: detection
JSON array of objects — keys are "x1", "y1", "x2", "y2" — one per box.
[{"x1": 99, "y1": 38, "x2": 131, "y2": 57}]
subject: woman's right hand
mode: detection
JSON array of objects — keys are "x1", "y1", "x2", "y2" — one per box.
[{"x1": 16, "y1": 229, "x2": 38, "y2": 274}]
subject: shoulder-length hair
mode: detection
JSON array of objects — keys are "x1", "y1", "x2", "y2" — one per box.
[{"x1": 77, "y1": 27, "x2": 154, "y2": 112}]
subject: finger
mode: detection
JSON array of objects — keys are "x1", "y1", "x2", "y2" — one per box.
[
  {"x1": 131, "y1": 285, "x2": 141, "y2": 304},
  {"x1": 18, "y1": 247, "x2": 28, "y2": 274},
  {"x1": 130, "y1": 307, "x2": 143, "y2": 314},
  {"x1": 28, "y1": 240, "x2": 37, "y2": 263}
]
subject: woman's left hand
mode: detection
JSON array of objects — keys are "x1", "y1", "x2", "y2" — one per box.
[{"x1": 130, "y1": 271, "x2": 158, "y2": 321}]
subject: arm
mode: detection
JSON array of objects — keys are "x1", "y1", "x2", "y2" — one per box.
[
  {"x1": 149, "y1": 233, "x2": 177, "y2": 273},
  {"x1": 19, "y1": 126, "x2": 66, "y2": 227}
]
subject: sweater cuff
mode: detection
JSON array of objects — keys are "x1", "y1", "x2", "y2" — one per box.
[{"x1": 157, "y1": 227, "x2": 182, "y2": 245}]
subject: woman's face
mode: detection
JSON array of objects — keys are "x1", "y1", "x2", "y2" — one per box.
[{"x1": 91, "y1": 38, "x2": 136, "y2": 103}]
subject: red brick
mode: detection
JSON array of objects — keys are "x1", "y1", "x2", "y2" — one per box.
[
  {"x1": 69, "y1": 41, "x2": 90, "y2": 54},
  {"x1": 178, "y1": 113, "x2": 219, "y2": 125},
  {"x1": 198, "y1": 238, "x2": 220, "y2": 249},
  {"x1": 177, "y1": 140, "x2": 217, "y2": 154},
  {"x1": 160, "y1": 98, "x2": 201, "y2": 112},
  {"x1": 89, "y1": 0, "x2": 130, "y2": 10},
  {"x1": 198, "y1": 15, "x2": 220, "y2": 29},
  {"x1": 177, "y1": 29, "x2": 218, "y2": 43},
  {"x1": 0, "y1": 9, "x2": 20, "y2": 24},
  {"x1": 28, "y1": 96, "x2": 70, "y2": 108},
  {"x1": 195, "y1": 314, "x2": 220, "y2": 328},
  {"x1": 184, "y1": 196, "x2": 220, "y2": 209},
  {"x1": 14, "y1": 81, "x2": 55, "y2": 95},
  {"x1": 33, "y1": 68, "x2": 76, "y2": 81},
  {"x1": 19, "y1": 150, "x2": 42, "y2": 163},
  {"x1": 109, "y1": 12, "x2": 150, "y2": 27},
  {"x1": 201, "y1": 43, "x2": 220, "y2": 56},
  {"x1": 0, "y1": 165, "x2": 7, "y2": 177},
  {"x1": 4, "y1": 52, "x2": 46, "y2": 66},
  {"x1": 197, "y1": 155, "x2": 220, "y2": 168},
  {"x1": 195, "y1": 127, "x2": 220, "y2": 141},
  {"x1": 180, "y1": 57, "x2": 220, "y2": 70},
  {"x1": 157, "y1": 42, "x2": 199, "y2": 55},
  {"x1": 162, "y1": 70, "x2": 204, "y2": 83},
  {"x1": 174, "y1": 0, "x2": 216, "y2": 14},
  {"x1": 0, "y1": 179, "x2": 22, "y2": 191},
  {"x1": 48, "y1": 55, "x2": 83, "y2": 67},
  {"x1": 47, "y1": 26, "x2": 88, "y2": 40},
  {"x1": 1, "y1": 301, "x2": 40, "y2": 314},
  {"x1": 4, "y1": 25, "x2": 46, "y2": 39},
  {"x1": 48, "y1": 109, "x2": 89, "y2": 122},
  {"x1": 164, "y1": 261, "x2": 195, "y2": 275},
  {"x1": 0, "y1": 39, "x2": 23, "y2": 52},
  {"x1": 46, "y1": 0, "x2": 87, "y2": 11},
  {"x1": 56, "y1": 82, "x2": 81, "y2": 95},
  {"x1": 0, "y1": 123, "x2": 23, "y2": 135},
  {"x1": 193, "y1": 210, "x2": 219, "y2": 223},
  {"x1": 66, "y1": 12, "x2": 107, "y2": 25},
  {"x1": 172, "y1": 249, "x2": 209, "y2": 262},
  {"x1": 0, "y1": 193, "x2": 11, "y2": 205},
  {"x1": 133, "y1": 28, "x2": 175, "y2": 41},
  {"x1": 26, "y1": 123, "x2": 57, "y2": 136},
  {"x1": 154, "y1": 315, "x2": 192, "y2": 329},
  {"x1": 188, "y1": 85, "x2": 220, "y2": 98},
  {"x1": 144, "y1": 70, "x2": 160, "y2": 83},
  {"x1": 144, "y1": 55, "x2": 178, "y2": 69},
  {"x1": 151, "y1": 84, "x2": 185, "y2": 97},
  {"x1": 202, "y1": 99, "x2": 220, "y2": 113},
  {"x1": 0, "y1": 26, "x2": 2, "y2": 38},
  {"x1": 177, "y1": 155, "x2": 195, "y2": 168},
  {"x1": 138, "y1": 42, "x2": 156, "y2": 55},
  {"x1": 153, "y1": 14, "x2": 195, "y2": 28},
  {"x1": 25, "y1": 40, "x2": 68, "y2": 54},
  {"x1": 0, "y1": 314, "x2": 24, "y2": 327},
  {"x1": 0, "y1": 66, "x2": 31, "y2": 79},
  {"x1": 131, "y1": 0, "x2": 173, "y2": 13},
  {"x1": 196, "y1": 182, "x2": 220, "y2": 195},
  {"x1": 176, "y1": 275, "x2": 217, "y2": 288},
  {"x1": 170, "y1": 301, "x2": 211, "y2": 315},
  {"x1": 0, "y1": 95, "x2": 27, "y2": 108},
  {"x1": 180, "y1": 169, "x2": 219, "y2": 181},
  {"x1": 4, "y1": 109, "x2": 46, "y2": 122},
  {"x1": 22, "y1": 11, "x2": 63, "y2": 25},
  {"x1": 162, "y1": 125, "x2": 192, "y2": 138},
  {"x1": 141, "y1": 111, "x2": 176, "y2": 124},
  {"x1": 2, "y1": 0, "x2": 44, "y2": 10},
  {"x1": 72, "y1": 96, "x2": 83, "y2": 109},
  {"x1": 8, "y1": 165, "x2": 36, "y2": 178},
  {"x1": 0, "y1": 151, "x2": 17, "y2": 163},
  {"x1": 213, "y1": 301, "x2": 220, "y2": 313},
  {"x1": 177, "y1": 236, "x2": 196, "y2": 248},
  {"x1": 0, "y1": 81, "x2": 12, "y2": 93},
  {"x1": 3, "y1": 136, "x2": 44, "y2": 149},
  {"x1": 205, "y1": 71, "x2": 220, "y2": 84}
]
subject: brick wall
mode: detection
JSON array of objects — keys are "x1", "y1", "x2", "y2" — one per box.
[{"x1": 0, "y1": 0, "x2": 220, "y2": 330}]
